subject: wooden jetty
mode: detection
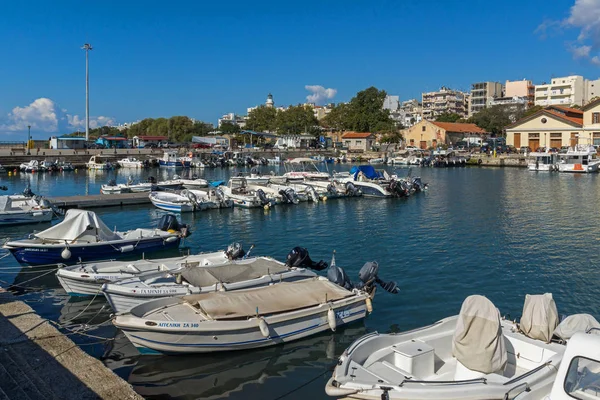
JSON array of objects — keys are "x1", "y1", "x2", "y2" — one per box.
[{"x1": 49, "y1": 192, "x2": 151, "y2": 210}]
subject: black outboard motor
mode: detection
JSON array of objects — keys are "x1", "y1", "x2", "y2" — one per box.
[
  {"x1": 0, "y1": 186, "x2": 7, "y2": 191},
  {"x1": 327, "y1": 263, "x2": 354, "y2": 290},
  {"x1": 22, "y1": 186, "x2": 35, "y2": 197},
  {"x1": 285, "y1": 247, "x2": 328, "y2": 270},
  {"x1": 147, "y1": 176, "x2": 157, "y2": 184},
  {"x1": 256, "y1": 189, "x2": 271, "y2": 206},
  {"x1": 157, "y1": 214, "x2": 191, "y2": 237},
  {"x1": 327, "y1": 261, "x2": 399, "y2": 294},
  {"x1": 327, "y1": 183, "x2": 337, "y2": 195},
  {"x1": 278, "y1": 188, "x2": 298, "y2": 204},
  {"x1": 225, "y1": 242, "x2": 245, "y2": 260},
  {"x1": 107, "y1": 179, "x2": 117, "y2": 187},
  {"x1": 345, "y1": 181, "x2": 359, "y2": 196}
]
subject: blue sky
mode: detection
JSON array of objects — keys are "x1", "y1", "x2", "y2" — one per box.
[{"x1": 1, "y1": 0, "x2": 599, "y2": 138}]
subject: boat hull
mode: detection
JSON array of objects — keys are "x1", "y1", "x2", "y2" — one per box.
[
  {"x1": 158, "y1": 160, "x2": 191, "y2": 168},
  {"x1": 149, "y1": 196, "x2": 193, "y2": 213},
  {"x1": 558, "y1": 163, "x2": 600, "y2": 173},
  {"x1": 7, "y1": 236, "x2": 181, "y2": 265},
  {"x1": 118, "y1": 300, "x2": 367, "y2": 354},
  {"x1": 0, "y1": 210, "x2": 53, "y2": 226}
]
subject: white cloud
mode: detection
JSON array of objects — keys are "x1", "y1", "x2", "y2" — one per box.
[
  {"x1": 0, "y1": 98, "x2": 116, "y2": 134},
  {"x1": 305, "y1": 85, "x2": 337, "y2": 105},
  {"x1": 539, "y1": 0, "x2": 600, "y2": 65}
]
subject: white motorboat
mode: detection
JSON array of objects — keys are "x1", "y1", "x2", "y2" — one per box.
[
  {"x1": 4, "y1": 211, "x2": 189, "y2": 265},
  {"x1": 20, "y1": 160, "x2": 46, "y2": 173},
  {"x1": 326, "y1": 293, "x2": 599, "y2": 400},
  {"x1": 102, "y1": 256, "x2": 317, "y2": 312},
  {"x1": 244, "y1": 168, "x2": 273, "y2": 185},
  {"x1": 558, "y1": 145, "x2": 600, "y2": 173},
  {"x1": 114, "y1": 277, "x2": 370, "y2": 354},
  {"x1": 528, "y1": 150, "x2": 560, "y2": 171},
  {"x1": 304, "y1": 180, "x2": 362, "y2": 200},
  {"x1": 267, "y1": 156, "x2": 281, "y2": 165},
  {"x1": 86, "y1": 155, "x2": 114, "y2": 170},
  {"x1": 101, "y1": 178, "x2": 154, "y2": 194},
  {"x1": 118, "y1": 158, "x2": 145, "y2": 168},
  {"x1": 369, "y1": 158, "x2": 386, "y2": 165},
  {"x1": 221, "y1": 177, "x2": 277, "y2": 208},
  {"x1": 0, "y1": 195, "x2": 54, "y2": 226},
  {"x1": 56, "y1": 246, "x2": 241, "y2": 296},
  {"x1": 267, "y1": 181, "x2": 319, "y2": 202},
  {"x1": 388, "y1": 156, "x2": 410, "y2": 166},
  {"x1": 283, "y1": 158, "x2": 331, "y2": 181},
  {"x1": 113, "y1": 257, "x2": 398, "y2": 354},
  {"x1": 335, "y1": 166, "x2": 408, "y2": 197},
  {"x1": 149, "y1": 188, "x2": 232, "y2": 213},
  {"x1": 158, "y1": 151, "x2": 191, "y2": 168},
  {"x1": 179, "y1": 178, "x2": 209, "y2": 190}
]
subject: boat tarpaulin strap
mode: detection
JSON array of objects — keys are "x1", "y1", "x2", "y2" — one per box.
[
  {"x1": 34, "y1": 209, "x2": 121, "y2": 243},
  {"x1": 180, "y1": 258, "x2": 288, "y2": 288},
  {"x1": 183, "y1": 279, "x2": 353, "y2": 319},
  {"x1": 553, "y1": 314, "x2": 600, "y2": 340},
  {"x1": 452, "y1": 295, "x2": 507, "y2": 374},
  {"x1": 520, "y1": 293, "x2": 559, "y2": 343}
]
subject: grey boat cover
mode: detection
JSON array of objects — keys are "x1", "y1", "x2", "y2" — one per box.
[
  {"x1": 452, "y1": 295, "x2": 507, "y2": 374},
  {"x1": 520, "y1": 293, "x2": 559, "y2": 343},
  {"x1": 0, "y1": 196, "x2": 11, "y2": 211},
  {"x1": 180, "y1": 258, "x2": 288, "y2": 288},
  {"x1": 553, "y1": 314, "x2": 600, "y2": 340},
  {"x1": 34, "y1": 209, "x2": 121, "y2": 243},
  {"x1": 183, "y1": 279, "x2": 353, "y2": 319}
]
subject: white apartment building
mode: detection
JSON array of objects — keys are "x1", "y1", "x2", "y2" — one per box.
[
  {"x1": 469, "y1": 81, "x2": 503, "y2": 116},
  {"x1": 218, "y1": 113, "x2": 246, "y2": 128},
  {"x1": 390, "y1": 99, "x2": 422, "y2": 127},
  {"x1": 422, "y1": 87, "x2": 469, "y2": 120},
  {"x1": 534, "y1": 75, "x2": 586, "y2": 107},
  {"x1": 383, "y1": 95, "x2": 400, "y2": 111}
]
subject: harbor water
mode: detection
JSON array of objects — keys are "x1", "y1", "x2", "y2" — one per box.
[{"x1": 1, "y1": 165, "x2": 600, "y2": 399}]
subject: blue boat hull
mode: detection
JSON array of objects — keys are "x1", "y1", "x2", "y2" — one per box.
[
  {"x1": 159, "y1": 160, "x2": 190, "y2": 168},
  {"x1": 8, "y1": 237, "x2": 181, "y2": 265}
]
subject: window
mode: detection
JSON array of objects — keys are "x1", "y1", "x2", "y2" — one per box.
[
  {"x1": 564, "y1": 356, "x2": 600, "y2": 399},
  {"x1": 593, "y1": 113, "x2": 600, "y2": 124},
  {"x1": 422, "y1": 126, "x2": 426, "y2": 132},
  {"x1": 356, "y1": 140, "x2": 362, "y2": 145}
]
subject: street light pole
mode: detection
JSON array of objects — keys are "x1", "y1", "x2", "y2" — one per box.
[
  {"x1": 82, "y1": 43, "x2": 93, "y2": 142},
  {"x1": 27, "y1": 125, "x2": 31, "y2": 155}
]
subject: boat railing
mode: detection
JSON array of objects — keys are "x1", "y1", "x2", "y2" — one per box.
[{"x1": 398, "y1": 377, "x2": 487, "y2": 387}]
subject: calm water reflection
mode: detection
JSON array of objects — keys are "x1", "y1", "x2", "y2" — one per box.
[{"x1": 1, "y1": 166, "x2": 600, "y2": 399}]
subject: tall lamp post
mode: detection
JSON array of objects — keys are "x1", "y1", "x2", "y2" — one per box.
[
  {"x1": 82, "y1": 43, "x2": 93, "y2": 142},
  {"x1": 27, "y1": 125, "x2": 31, "y2": 155}
]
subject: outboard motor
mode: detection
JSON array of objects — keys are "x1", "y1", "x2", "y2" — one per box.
[
  {"x1": 256, "y1": 189, "x2": 271, "y2": 206},
  {"x1": 356, "y1": 261, "x2": 399, "y2": 294},
  {"x1": 22, "y1": 186, "x2": 35, "y2": 197},
  {"x1": 157, "y1": 214, "x2": 190, "y2": 237},
  {"x1": 147, "y1": 176, "x2": 157, "y2": 184},
  {"x1": 345, "y1": 181, "x2": 359, "y2": 196},
  {"x1": 327, "y1": 263, "x2": 354, "y2": 290},
  {"x1": 107, "y1": 179, "x2": 117, "y2": 187},
  {"x1": 285, "y1": 247, "x2": 328, "y2": 270},
  {"x1": 278, "y1": 188, "x2": 299, "y2": 204},
  {"x1": 225, "y1": 242, "x2": 245, "y2": 260},
  {"x1": 0, "y1": 186, "x2": 7, "y2": 191},
  {"x1": 304, "y1": 185, "x2": 319, "y2": 202},
  {"x1": 327, "y1": 183, "x2": 338, "y2": 195}
]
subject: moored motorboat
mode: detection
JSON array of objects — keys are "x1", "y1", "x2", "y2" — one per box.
[
  {"x1": 221, "y1": 177, "x2": 277, "y2": 208},
  {"x1": 3, "y1": 211, "x2": 190, "y2": 265},
  {"x1": 56, "y1": 244, "x2": 245, "y2": 296},
  {"x1": 86, "y1": 155, "x2": 114, "y2": 170},
  {"x1": 558, "y1": 145, "x2": 600, "y2": 173},
  {"x1": 0, "y1": 194, "x2": 55, "y2": 226},
  {"x1": 283, "y1": 158, "x2": 331, "y2": 181},
  {"x1": 326, "y1": 293, "x2": 597, "y2": 400},
  {"x1": 528, "y1": 150, "x2": 560, "y2": 171},
  {"x1": 158, "y1": 151, "x2": 191, "y2": 168},
  {"x1": 149, "y1": 188, "x2": 233, "y2": 213},
  {"x1": 118, "y1": 158, "x2": 146, "y2": 168}
]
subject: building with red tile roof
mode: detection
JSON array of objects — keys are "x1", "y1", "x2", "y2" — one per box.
[
  {"x1": 402, "y1": 120, "x2": 487, "y2": 149},
  {"x1": 341, "y1": 132, "x2": 375, "y2": 152}
]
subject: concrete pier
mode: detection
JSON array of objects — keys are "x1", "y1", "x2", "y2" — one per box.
[
  {"x1": 49, "y1": 192, "x2": 151, "y2": 210},
  {"x1": 0, "y1": 288, "x2": 142, "y2": 400}
]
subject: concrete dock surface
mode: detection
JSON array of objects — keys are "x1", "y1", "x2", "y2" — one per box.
[
  {"x1": 0, "y1": 288, "x2": 142, "y2": 400},
  {"x1": 49, "y1": 192, "x2": 151, "y2": 210}
]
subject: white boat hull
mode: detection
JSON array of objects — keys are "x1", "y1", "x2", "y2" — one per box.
[
  {"x1": 558, "y1": 162, "x2": 600, "y2": 173},
  {"x1": 0, "y1": 209, "x2": 53, "y2": 226}
]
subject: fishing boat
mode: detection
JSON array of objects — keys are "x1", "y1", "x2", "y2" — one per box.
[
  {"x1": 557, "y1": 145, "x2": 600, "y2": 173},
  {"x1": 3, "y1": 211, "x2": 190, "y2": 265},
  {"x1": 528, "y1": 150, "x2": 560, "y2": 171},
  {"x1": 158, "y1": 151, "x2": 191, "y2": 168},
  {"x1": 325, "y1": 293, "x2": 597, "y2": 400},
  {"x1": 283, "y1": 158, "x2": 331, "y2": 181},
  {"x1": 86, "y1": 155, "x2": 114, "y2": 170},
  {"x1": 56, "y1": 243, "x2": 246, "y2": 296},
  {"x1": 113, "y1": 258, "x2": 397, "y2": 354},
  {"x1": 102, "y1": 256, "x2": 318, "y2": 312},
  {"x1": 149, "y1": 188, "x2": 233, "y2": 213},
  {"x1": 118, "y1": 158, "x2": 145, "y2": 168},
  {"x1": 221, "y1": 177, "x2": 277, "y2": 208},
  {"x1": 334, "y1": 166, "x2": 410, "y2": 197},
  {"x1": 0, "y1": 194, "x2": 54, "y2": 226}
]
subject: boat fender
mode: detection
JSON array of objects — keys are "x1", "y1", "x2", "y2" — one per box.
[
  {"x1": 263, "y1": 204, "x2": 270, "y2": 210},
  {"x1": 327, "y1": 308, "x2": 337, "y2": 332},
  {"x1": 366, "y1": 298, "x2": 373, "y2": 313},
  {"x1": 175, "y1": 274, "x2": 182, "y2": 284},
  {"x1": 32, "y1": 211, "x2": 43, "y2": 217},
  {"x1": 164, "y1": 236, "x2": 178, "y2": 243},
  {"x1": 61, "y1": 248, "x2": 72, "y2": 260},
  {"x1": 322, "y1": 196, "x2": 327, "y2": 201},
  {"x1": 258, "y1": 318, "x2": 270, "y2": 337},
  {"x1": 120, "y1": 245, "x2": 135, "y2": 253},
  {"x1": 478, "y1": 158, "x2": 482, "y2": 165}
]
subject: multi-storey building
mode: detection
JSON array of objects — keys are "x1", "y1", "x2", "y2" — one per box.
[
  {"x1": 422, "y1": 87, "x2": 469, "y2": 120},
  {"x1": 534, "y1": 75, "x2": 586, "y2": 107},
  {"x1": 218, "y1": 113, "x2": 246, "y2": 128},
  {"x1": 389, "y1": 99, "x2": 422, "y2": 127},
  {"x1": 469, "y1": 81, "x2": 503, "y2": 116},
  {"x1": 383, "y1": 95, "x2": 400, "y2": 111},
  {"x1": 505, "y1": 79, "x2": 535, "y2": 106}
]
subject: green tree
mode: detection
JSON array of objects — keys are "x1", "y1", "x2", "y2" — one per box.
[
  {"x1": 435, "y1": 112, "x2": 462, "y2": 122},
  {"x1": 469, "y1": 105, "x2": 512, "y2": 135},
  {"x1": 219, "y1": 122, "x2": 241, "y2": 135},
  {"x1": 276, "y1": 105, "x2": 318, "y2": 135},
  {"x1": 321, "y1": 103, "x2": 351, "y2": 131},
  {"x1": 320, "y1": 87, "x2": 392, "y2": 133},
  {"x1": 246, "y1": 106, "x2": 277, "y2": 132}
]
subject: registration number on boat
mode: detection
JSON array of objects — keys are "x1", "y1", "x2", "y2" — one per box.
[
  {"x1": 158, "y1": 322, "x2": 199, "y2": 328},
  {"x1": 336, "y1": 310, "x2": 350, "y2": 319}
]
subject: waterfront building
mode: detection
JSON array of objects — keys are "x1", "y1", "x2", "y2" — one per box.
[
  {"x1": 534, "y1": 75, "x2": 588, "y2": 107},
  {"x1": 469, "y1": 81, "x2": 503, "y2": 116},
  {"x1": 422, "y1": 87, "x2": 469, "y2": 120},
  {"x1": 218, "y1": 113, "x2": 246, "y2": 129},
  {"x1": 505, "y1": 79, "x2": 535, "y2": 107},
  {"x1": 132, "y1": 135, "x2": 168, "y2": 148},
  {"x1": 341, "y1": 132, "x2": 375, "y2": 152},
  {"x1": 389, "y1": 99, "x2": 422, "y2": 128},
  {"x1": 192, "y1": 136, "x2": 229, "y2": 147},
  {"x1": 274, "y1": 134, "x2": 315, "y2": 149},
  {"x1": 96, "y1": 135, "x2": 128, "y2": 149},
  {"x1": 49, "y1": 136, "x2": 86, "y2": 149},
  {"x1": 402, "y1": 120, "x2": 486, "y2": 149}
]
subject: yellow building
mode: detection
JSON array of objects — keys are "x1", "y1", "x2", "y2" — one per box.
[
  {"x1": 402, "y1": 120, "x2": 486, "y2": 149},
  {"x1": 505, "y1": 105, "x2": 584, "y2": 150}
]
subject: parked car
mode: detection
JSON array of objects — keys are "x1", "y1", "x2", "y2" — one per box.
[
  {"x1": 144, "y1": 143, "x2": 158, "y2": 149},
  {"x1": 559, "y1": 146, "x2": 570, "y2": 154},
  {"x1": 405, "y1": 145, "x2": 419, "y2": 150},
  {"x1": 192, "y1": 143, "x2": 211, "y2": 149},
  {"x1": 519, "y1": 146, "x2": 532, "y2": 154}
]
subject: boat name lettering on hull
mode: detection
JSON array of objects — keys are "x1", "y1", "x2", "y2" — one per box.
[
  {"x1": 139, "y1": 289, "x2": 178, "y2": 294},
  {"x1": 157, "y1": 322, "x2": 199, "y2": 328}
]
